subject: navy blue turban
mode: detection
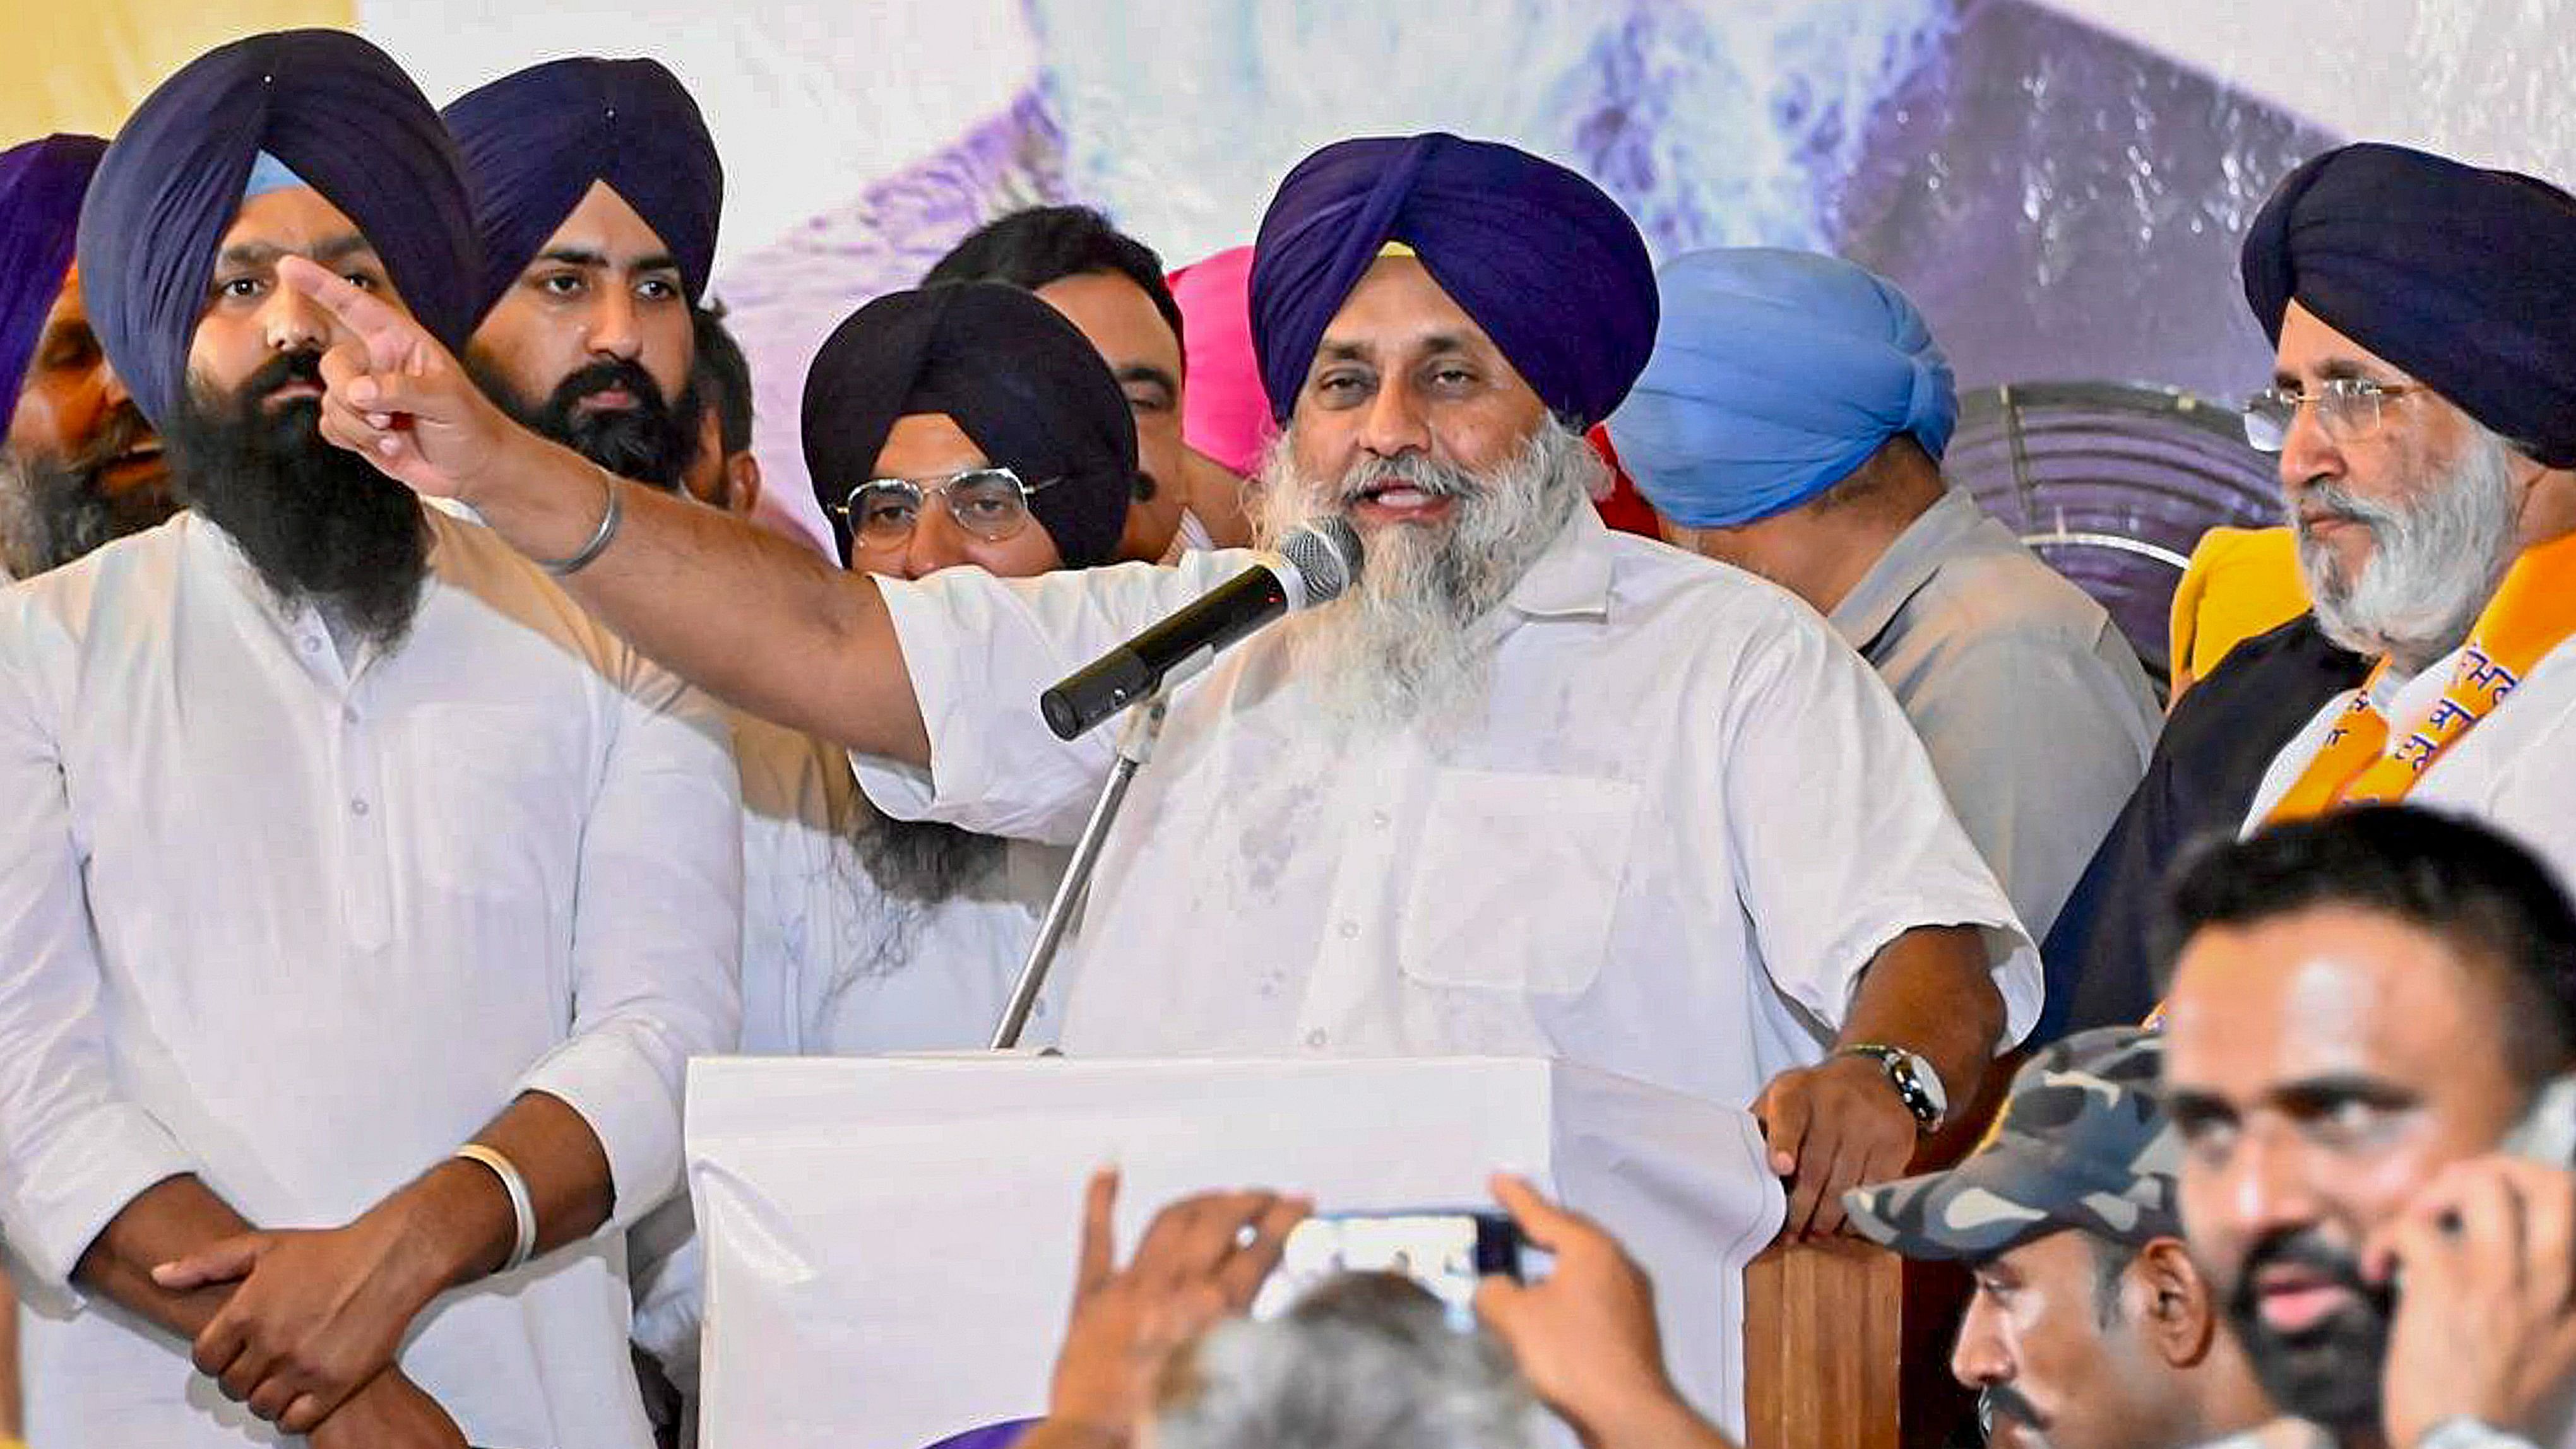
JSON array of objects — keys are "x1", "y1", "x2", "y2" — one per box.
[
  {"x1": 1248, "y1": 133, "x2": 1657, "y2": 429},
  {"x1": 76, "y1": 29, "x2": 478, "y2": 429},
  {"x1": 802, "y1": 282, "x2": 1137, "y2": 570},
  {"x1": 0, "y1": 134, "x2": 105, "y2": 415},
  {"x1": 2244, "y1": 141, "x2": 2576, "y2": 468},
  {"x1": 1611, "y1": 248, "x2": 1957, "y2": 528},
  {"x1": 443, "y1": 58, "x2": 723, "y2": 321}
]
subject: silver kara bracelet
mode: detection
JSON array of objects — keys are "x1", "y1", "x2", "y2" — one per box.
[
  {"x1": 453, "y1": 1142, "x2": 538, "y2": 1273},
  {"x1": 535, "y1": 467, "x2": 624, "y2": 577}
]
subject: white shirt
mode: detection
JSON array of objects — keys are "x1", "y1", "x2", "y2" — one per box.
[
  {"x1": 2246, "y1": 633, "x2": 2576, "y2": 873},
  {"x1": 628, "y1": 713, "x2": 1065, "y2": 1399},
  {"x1": 856, "y1": 506, "x2": 2039, "y2": 1112},
  {"x1": 0, "y1": 511, "x2": 743, "y2": 1449}
]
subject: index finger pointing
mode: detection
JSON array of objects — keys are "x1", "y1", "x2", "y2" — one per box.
[{"x1": 276, "y1": 256, "x2": 414, "y2": 368}]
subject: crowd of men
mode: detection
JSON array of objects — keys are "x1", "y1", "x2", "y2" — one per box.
[{"x1": 0, "y1": 24, "x2": 2572, "y2": 1449}]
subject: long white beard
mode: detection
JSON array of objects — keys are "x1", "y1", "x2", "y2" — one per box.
[
  {"x1": 2294, "y1": 425, "x2": 2521, "y2": 675},
  {"x1": 1257, "y1": 418, "x2": 1601, "y2": 734}
]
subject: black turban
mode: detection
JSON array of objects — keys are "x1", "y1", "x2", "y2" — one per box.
[
  {"x1": 442, "y1": 58, "x2": 723, "y2": 321},
  {"x1": 75, "y1": 29, "x2": 478, "y2": 429},
  {"x1": 2243, "y1": 141, "x2": 2576, "y2": 467},
  {"x1": 0, "y1": 134, "x2": 105, "y2": 412},
  {"x1": 1249, "y1": 132, "x2": 1658, "y2": 429},
  {"x1": 802, "y1": 282, "x2": 1136, "y2": 570}
]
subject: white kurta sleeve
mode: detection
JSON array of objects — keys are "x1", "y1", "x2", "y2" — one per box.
[
  {"x1": 1715, "y1": 596, "x2": 2043, "y2": 1048},
  {"x1": 0, "y1": 599, "x2": 198, "y2": 1287},
  {"x1": 852, "y1": 553, "x2": 1261, "y2": 844},
  {"x1": 518, "y1": 658, "x2": 744, "y2": 1230}
]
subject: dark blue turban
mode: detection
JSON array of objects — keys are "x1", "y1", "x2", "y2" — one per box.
[
  {"x1": 443, "y1": 58, "x2": 723, "y2": 321},
  {"x1": 1248, "y1": 133, "x2": 1657, "y2": 429},
  {"x1": 802, "y1": 283, "x2": 1137, "y2": 571},
  {"x1": 2243, "y1": 141, "x2": 2576, "y2": 468},
  {"x1": 0, "y1": 134, "x2": 105, "y2": 415},
  {"x1": 75, "y1": 29, "x2": 478, "y2": 429}
]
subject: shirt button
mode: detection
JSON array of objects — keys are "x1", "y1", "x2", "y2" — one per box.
[
  {"x1": 299, "y1": 636, "x2": 321, "y2": 654},
  {"x1": 341, "y1": 705, "x2": 361, "y2": 724},
  {"x1": 1369, "y1": 810, "x2": 1391, "y2": 829},
  {"x1": 350, "y1": 798, "x2": 370, "y2": 817},
  {"x1": 1305, "y1": 1029, "x2": 1328, "y2": 1050},
  {"x1": 1337, "y1": 920, "x2": 1360, "y2": 940}
]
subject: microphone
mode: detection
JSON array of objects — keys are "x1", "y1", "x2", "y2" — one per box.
[{"x1": 1040, "y1": 518, "x2": 1363, "y2": 740}]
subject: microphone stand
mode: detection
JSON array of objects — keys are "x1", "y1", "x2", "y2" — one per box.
[{"x1": 989, "y1": 680, "x2": 1176, "y2": 1050}]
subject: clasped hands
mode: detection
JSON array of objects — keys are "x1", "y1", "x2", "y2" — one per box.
[{"x1": 150, "y1": 1193, "x2": 467, "y2": 1444}]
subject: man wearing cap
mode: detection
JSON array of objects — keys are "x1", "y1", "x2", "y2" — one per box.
[
  {"x1": 2224, "y1": 143, "x2": 2576, "y2": 866},
  {"x1": 1847, "y1": 1029, "x2": 2271, "y2": 1449},
  {"x1": 0, "y1": 31, "x2": 739, "y2": 1448},
  {"x1": 277, "y1": 130, "x2": 2039, "y2": 1236},
  {"x1": 448, "y1": 56, "x2": 721, "y2": 496},
  {"x1": 0, "y1": 134, "x2": 172, "y2": 583},
  {"x1": 1611, "y1": 247, "x2": 2159, "y2": 945}
]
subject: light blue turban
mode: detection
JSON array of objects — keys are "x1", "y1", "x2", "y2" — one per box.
[{"x1": 1609, "y1": 248, "x2": 1957, "y2": 529}]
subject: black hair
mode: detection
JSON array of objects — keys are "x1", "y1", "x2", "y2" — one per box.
[
  {"x1": 923, "y1": 205, "x2": 1185, "y2": 355},
  {"x1": 2161, "y1": 804, "x2": 2576, "y2": 1089},
  {"x1": 692, "y1": 300, "x2": 756, "y2": 455}
]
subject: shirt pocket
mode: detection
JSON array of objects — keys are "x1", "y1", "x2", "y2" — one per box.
[
  {"x1": 1397, "y1": 768, "x2": 1640, "y2": 997},
  {"x1": 394, "y1": 702, "x2": 579, "y2": 899}
]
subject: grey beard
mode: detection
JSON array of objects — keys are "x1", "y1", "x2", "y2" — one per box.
[
  {"x1": 1255, "y1": 417, "x2": 1600, "y2": 733},
  {"x1": 2295, "y1": 425, "x2": 2520, "y2": 676}
]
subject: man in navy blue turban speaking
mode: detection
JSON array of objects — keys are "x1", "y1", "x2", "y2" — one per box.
[
  {"x1": 280, "y1": 131, "x2": 2040, "y2": 1246},
  {"x1": 446, "y1": 57, "x2": 724, "y2": 501},
  {"x1": 0, "y1": 30, "x2": 739, "y2": 1448}
]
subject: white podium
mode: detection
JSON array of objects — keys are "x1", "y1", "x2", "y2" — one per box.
[{"x1": 687, "y1": 1055, "x2": 1783, "y2": 1449}]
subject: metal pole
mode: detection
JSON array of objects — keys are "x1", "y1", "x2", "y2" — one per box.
[{"x1": 989, "y1": 687, "x2": 1175, "y2": 1050}]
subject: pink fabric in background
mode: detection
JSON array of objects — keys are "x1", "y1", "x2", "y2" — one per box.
[{"x1": 1166, "y1": 245, "x2": 1274, "y2": 476}]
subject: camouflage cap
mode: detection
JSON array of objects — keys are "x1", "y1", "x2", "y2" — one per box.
[{"x1": 1843, "y1": 1027, "x2": 2181, "y2": 1262}]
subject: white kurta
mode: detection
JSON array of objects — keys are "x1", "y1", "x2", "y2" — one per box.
[
  {"x1": 628, "y1": 714, "x2": 1066, "y2": 1400},
  {"x1": 855, "y1": 506, "x2": 2039, "y2": 1113},
  {"x1": 2245, "y1": 632, "x2": 2576, "y2": 875},
  {"x1": 0, "y1": 510, "x2": 743, "y2": 1449}
]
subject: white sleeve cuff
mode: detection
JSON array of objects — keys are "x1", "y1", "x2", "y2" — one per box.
[
  {"x1": 519, "y1": 1026, "x2": 687, "y2": 1231},
  {"x1": 6, "y1": 1101, "x2": 196, "y2": 1289}
]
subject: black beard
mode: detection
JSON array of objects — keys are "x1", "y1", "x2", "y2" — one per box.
[
  {"x1": 473, "y1": 355, "x2": 703, "y2": 492},
  {"x1": 165, "y1": 351, "x2": 428, "y2": 651},
  {"x1": 2223, "y1": 1231, "x2": 2394, "y2": 1433},
  {"x1": 0, "y1": 405, "x2": 177, "y2": 576},
  {"x1": 853, "y1": 807, "x2": 1005, "y2": 908}
]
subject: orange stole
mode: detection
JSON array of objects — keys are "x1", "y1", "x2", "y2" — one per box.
[
  {"x1": 2144, "y1": 531, "x2": 2576, "y2": 1033},
  {"x1": 2262, "y1": 529, "x2": 2576, "y2": 824}
]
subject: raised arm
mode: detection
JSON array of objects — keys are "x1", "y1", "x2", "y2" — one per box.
[{"x1": 276, "y1": 254, "x2": 929, "y2": 764}]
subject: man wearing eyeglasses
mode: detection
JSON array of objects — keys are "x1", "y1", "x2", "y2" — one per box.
[
  {"x1": 625, "y1": 281, "x2": 1143, "y2": 1433},
  {"x1": 268, "y1": 133, "x2": 2041, "y2": 1245},
  {"x1": 2222, "y1": 143, "x2": 2576, "y2": 875}
]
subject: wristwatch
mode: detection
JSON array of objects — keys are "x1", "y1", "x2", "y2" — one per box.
[{"x1": 1836, "y1": 1043, "x2": 1949, "y2": 1135}]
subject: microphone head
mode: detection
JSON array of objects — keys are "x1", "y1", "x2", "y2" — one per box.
[{"x1": 1277, "y1": 516, "x2": 1363, "y2": 608}]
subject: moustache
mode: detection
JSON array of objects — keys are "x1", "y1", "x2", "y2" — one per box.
[
  {"x1": 2229, "y1": 1230, "x2": 2390, "y2": 1335},
  {"x1": 2293, "y1": 480, "x2": 2399, "y2": 532},
  {"x1": 549, "y1": 358, "x2": 668, "y2": 420},
  {"x1": 238, "y1": 350, "x2": 328, "y2": 407},
  {"x1": 1335, "y1": 454, "x2": 1485, "y2": 506},
  {"x1": 1983, "y1": 1384, "x2": 2047, "y2": 1434},
  {"x1": 63, "y1": 401, "x2": 159, "y2": 474}
]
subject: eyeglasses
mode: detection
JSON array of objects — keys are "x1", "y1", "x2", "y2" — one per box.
[
  {"x1": 2241, "y1": 379, "x2": 2423, "y2": 452},
  {"x1": 830, "y1": 467, "x2": 1060, "y2": 547}
]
